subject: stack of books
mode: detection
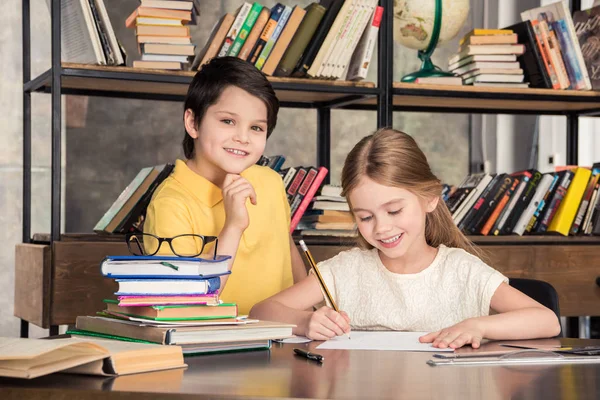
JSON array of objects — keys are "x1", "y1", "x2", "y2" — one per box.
[
  {"x1": 128, "y1": 1, "x2": 201, "y2": 70},
  {"x1": 193, "y1": 1, "x2": 384, "y2": 80},
  {"x1": 445, "y1": 162, "x2": 600, "y2": 237},
  {"x1": 69, "y1": 255, "x2": 295, "y2": 355},
  {"x1": 448, "y1": 29, "x2": 528, "y2": 88},
  {"x1": 298, "y1": 184, "x2": 356, "y2": 237},
  {"x1": 258, "y1": 155, "x2": 329, "y2": 232}
]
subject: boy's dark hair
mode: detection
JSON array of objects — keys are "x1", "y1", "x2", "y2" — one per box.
[{"x1": 182, "y1": 57, "x2": 279, "y2": 159}]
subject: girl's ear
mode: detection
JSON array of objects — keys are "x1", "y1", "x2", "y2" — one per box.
[
  {"x1": 425, "y1": 195, "x2": 439, "y2": 213},
  {"x1": 184, "y1": 109, "x2": 199, "y2": 139}
]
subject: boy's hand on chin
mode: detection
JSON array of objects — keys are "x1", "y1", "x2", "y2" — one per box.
[
  {"x1": 419, "y1": 319, "x2": 484, "y2": 349},
  {"x1": 222, "y1": 174, "x2": 257, "y2": 232}
]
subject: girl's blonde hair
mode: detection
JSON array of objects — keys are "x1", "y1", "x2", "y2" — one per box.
[{"x1": 341, "y1": 128, "x2": 480, "y2": 256}]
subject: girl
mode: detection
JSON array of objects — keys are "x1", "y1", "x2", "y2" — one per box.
[{"x1": 250, "y1": 128, "x2": 561, "y2": 349}]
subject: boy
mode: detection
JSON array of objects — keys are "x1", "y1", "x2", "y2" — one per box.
[{"x1": 144, "y1": 57, "x2": 307, "y2": 315}]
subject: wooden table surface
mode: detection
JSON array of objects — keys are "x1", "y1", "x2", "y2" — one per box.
[{"x1": 1, "y1": 338, "x2": 600, "y2": 400}]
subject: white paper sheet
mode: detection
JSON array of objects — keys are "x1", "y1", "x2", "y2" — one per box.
[
  {"x1": 274, "y1": 336, "x2": 312, "y2": 344},
  {"x1": 316, "y1": 331, "x2": 454, "y2": 352}
]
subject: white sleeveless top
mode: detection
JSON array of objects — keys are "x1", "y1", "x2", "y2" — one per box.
[{"x1": 316, "y1": 245, "x2": 508, "y2": 332}]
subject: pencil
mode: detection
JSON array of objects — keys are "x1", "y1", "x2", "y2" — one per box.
[{"x1": 298, "y1": 240, "x2": 350, "y2": 339}]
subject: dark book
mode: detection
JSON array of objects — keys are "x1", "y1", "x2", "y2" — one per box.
[
  {"x1": 291, "y1": 0, "x2": 343, "y2": 77},
  {"x1": 446, "y1": 187, "x2": 471, "y2": 214},
  {"x1": 590, "y1": 183, "x2": 600, "y2": 235},
  {"x1": 536, "y1": 169, "x2": 574, "y2": 233},
  {"x1": 502, "y1": 170, "x2": 543, "y2": 235},
  {"x1": 286, "y1": 167, "x2": 308, "y2": 202},
  {"x1": 504, "y1": 21, "x2": 552, "y2": 88},
  {"x1": 458, "y1": 174, "x2": 499, "y2": 233},
  {"x1": 290, "y1": 167, "x2": 318, "y2": 215},
  {"x1": 573, "y1": 7, "x2": 600, "y2": 90},
  {"x1": 571, "y1": 162, "x2": 600, "y2": 235},
  {"x1": 117, "y1": 163, "x2": 175, "y2": 233},
  {"x1": 491, "y1": 171, "x2": 531, "y2": 235},
  {"x1": 466, "y1": 174, "x2": 512, "y2": 235}
]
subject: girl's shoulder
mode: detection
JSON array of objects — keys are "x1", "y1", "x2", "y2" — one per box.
[
  {"x1": 317, "y1": 247, "x2": 379, "y2": 273},
  {"x1": 437, "y1": 245, "x2": 495, "y2": 274}
]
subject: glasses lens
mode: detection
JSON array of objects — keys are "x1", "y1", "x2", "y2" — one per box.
[
  {"x1": 171, "y1": 235, "x2": 205, "y2": 257},
  {"x1": 127, "y1": 233, "x2": 158, "y2": 256}
]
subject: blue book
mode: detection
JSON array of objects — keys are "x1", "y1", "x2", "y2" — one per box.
[{"x1": 101, "y1": 255, "x2": 231, "y2": 279}]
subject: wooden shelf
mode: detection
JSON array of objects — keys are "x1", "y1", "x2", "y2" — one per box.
[
  {"x1": 24, "y1": 63, "x2": 378, "y2": 108},
  {"x1": 354, "y1": 82, "x2": 600, "y2": 115}
]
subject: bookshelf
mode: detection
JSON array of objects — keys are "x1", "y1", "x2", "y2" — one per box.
[{"x1": 19, "y1": 0, "x2": 599, "y2": 337}]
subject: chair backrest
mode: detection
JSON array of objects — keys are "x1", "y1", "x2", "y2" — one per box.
[{"x1": 509, "y1": 278, "x2": 561, "y2": 336}]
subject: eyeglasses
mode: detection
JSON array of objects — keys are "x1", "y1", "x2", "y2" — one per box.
[{"x1": 126, "y1": 233, "x2": 219, "y2": 259}]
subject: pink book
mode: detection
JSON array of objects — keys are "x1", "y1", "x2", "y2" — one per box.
[{"x1": 289, "y1": 166, "x2": 328, "y2": 232}]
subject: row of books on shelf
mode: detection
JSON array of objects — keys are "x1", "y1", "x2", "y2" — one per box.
[
  {"x1": 432, "y1": 1, "x2": 600, "y2": 90},
  {"x1": 192, "y1": 0, "x2": 383, "y2": 79},
  {"x1": 445, "y1": 163, "x2": 600, "y2": 237}
]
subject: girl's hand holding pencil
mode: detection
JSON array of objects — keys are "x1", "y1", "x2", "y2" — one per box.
[{"x1": 304, "y1": 306, "x2": 351, "y2": 341}]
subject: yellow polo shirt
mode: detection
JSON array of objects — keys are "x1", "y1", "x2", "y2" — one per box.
[{"x1": 143, "y1": 160, "x2": 293, "y2": 315}]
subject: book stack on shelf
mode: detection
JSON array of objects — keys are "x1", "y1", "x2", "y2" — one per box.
[
  {"x1": 68, "y1": 255, "x2": 294, "y2": 355},
  {"x1": 297, "y1": 184, "x2": 356, "y2": 237},
  {"x1": 448, "y1": 29, "x2": 528, "y2": 88},
  {"x1": 446, "y1": 162, "x2": 600, "y2": 237},
  {"x1": 94, "y1": 164, "x2": 174, "y2": 234},
  {"x1": 193, "y1": 0, "x2": 383, "y2": 80},
  {"x1": 258, "y1": 155, "x2": 329, "y2": 232},
  {"x1": 127, "y1": 0, "x2": 201, "y2": 70}
]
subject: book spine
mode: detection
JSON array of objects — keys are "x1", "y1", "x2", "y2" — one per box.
[
  {"x1": 530, "y1": 20, "x2": 560, "y2": 89},
  {"x1": 481, "y1": 177, "x2": 519, "y2": 236},
  {"x1": 539, "y1": 20, "x2": 570, "y2": 89},
  {"x1": 248, "y1": 4, "x2": 285, "y2": 64},
  {"x1": 556, "y1": 0, "x2": 592, "y2": 89},
  {"x1": 571, "y1": 174, "x2": 599, "y2": 235},
  {"x1": 275, "y1": 3, "x2": 325, "y2": 77},
  {"x1": 291, "y1": 167, "x2": 318, "y2": 215},
  {"x1": 282, "y1": 167, "x2": 297, "y2": 189},
  {"x1": 537, "y1": 170, "x2": 574, "y2": 233},
  {"x1": 346, "y1": 5, "x2": 382, "y2": 81},
  {"x1": 261, "y1": 6, "x2": 307, "y2": 76},
  {"x1": 227, "y1": 2, "x2": 263, "y2": 57},
  {"x1": 502, "y1": 171, "x2": 542, "y2": 235},
  {"x1": 555, "y1": 19, "x2": 586, "y2": 90},
  {"x1": 293, "y1": 0, "x2": 344, "y2": 77},
  {"x1": 526, "y1": 174, "x2": 560, "y2": 233},
  {"x1": 513, "y1": 174, "x2": 555, "y2": 236},
  {"x1": 286, "y1": 167, "x2": 307, "y2": 202},
  {"x1": 588, "y1": 184, "x2": 600, "y2": 234},
  {"x1": 550, "y1": 21, "x2": 577, "y2": 90},
  {"x1": 321, "y1": 0, "x2": 363, "y2": 78},
  {"x1": 548, "y1": 168, "x2": 592, "y2": 236},
  {"x1": 458, "y1": 175, "x2": 499, "y2": 232},
  {"x1": 492, "y1": 176, "x2": 528, "y2": 235},
  {"x1": 290, "y1": 167, "x2": 328, "y2": 232},
  {"x1": 468, "y1": 175, "x2": 512, "y2": 235},
  {"x1": 237, "y1": 7, "x2": 270, "y2": 60},
  {"x1": 218, "y1": 2, "x2": 252, "y2": 57},
  {"x1": 255, "y1": 5, "x2": 292, "y2": 70}
]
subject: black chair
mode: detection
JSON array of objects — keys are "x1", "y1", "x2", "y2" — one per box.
[{"x1": 509, "y1": 278, "x2": 562, "y2": 337}]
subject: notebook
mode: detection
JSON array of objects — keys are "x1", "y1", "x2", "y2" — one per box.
[{"x1": 101, "y1": 255, "x2": 231, "y2": 278}]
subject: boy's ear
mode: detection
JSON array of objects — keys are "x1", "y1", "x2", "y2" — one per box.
[
  {"x1": 184, "y1": 109, "x2": 199, "y2": 139},
  {"x1": 425, "y1": 196, "x2": 439, "y2": 213}
]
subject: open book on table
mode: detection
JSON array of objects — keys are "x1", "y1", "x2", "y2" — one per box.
[{"x1": 0, "y1": 336, "x2": 186, "y2": 379}]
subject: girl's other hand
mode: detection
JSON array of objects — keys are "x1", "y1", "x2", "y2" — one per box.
[
  {"x1": 304, "y1": 306, "x2": 351, "y2": 341},
  {"x1": 222, "y1": 174, "x2": 257, "y2": 232},
  {"x1": 419, "y1": 319, "x2": 484, "y2": 349}
]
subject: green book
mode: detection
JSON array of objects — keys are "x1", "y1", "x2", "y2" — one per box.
[
  {"x1": 227, "y1": 2, "x2": 263, "y2": 57},
  {"x1": 93, "y1": 166, "x2": 154, "y2": 232},
  {"x1": 275, "y1": 3, "x2": 326, "y2": 77},
  {"x1": 255, "y1": 5, "x2": 292, "y2": 70}
]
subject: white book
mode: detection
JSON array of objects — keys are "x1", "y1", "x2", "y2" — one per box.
[
  {"x1": 312, "y1": 201, "x2": 350, "y2": 211},
  {"x1": 346, "y1": 5, "x2": 383, "y2": 81},
  {"x1": 93, "y1": 0, "x2": 124, "y2": 65},
  {"x1": 464, "y1": 74, "x2": 525, "y2": 84},
  {"x1": 307, "y1": 0, "x2": 354, "y2": 77},
  {"x1": 319, "y1": 0, "x2": 361, "y2": 78},
  {"x1": 333, "y1": 0, "x2": 379, "y2": 79},
  {"x1": 218, "y1": 2, "x2": 252, "y2": 57},
  {"x1": 448, "y1": 55, "x2": 518, "y2": 70},
  {"x1": 142, "y1": 54, "x2": 190, "y2": 63},
  {"x1": 451, "y1": 61, "x2": 521, "y2": 75},
  {"x1": 140, "y1": 0, "x2": 194, "y2": 10},
  {"x1": 472, "y1": 82, "x2": 530, "y2": 88},
  {"x1": 282, "y1": 167, "x2": 297, "y2": 189},
  {"x1": 513, "y1": 174, "x2": 556, "y2": 236},
  {"x1": 461, "y1": 68, "x2": 524, "y2": 80},
  {"x1": 101, "y1": 256, "x2": 230, "y2": 278}
]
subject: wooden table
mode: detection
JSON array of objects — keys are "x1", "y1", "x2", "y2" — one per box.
[{"x1": 1, "y1": 339, "x2": 600, "y2": 399}]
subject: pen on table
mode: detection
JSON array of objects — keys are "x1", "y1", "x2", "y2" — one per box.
[
  {"x1": 298, "y1": 240, "x2": 351, "y2": 340},
  {"x1": 294, "y1": 348, "x2": 324, "y2": 363}
]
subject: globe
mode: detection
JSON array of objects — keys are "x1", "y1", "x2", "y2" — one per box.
[{"x1": 394, "y1": 0, "x2": 470, "y2": 82}]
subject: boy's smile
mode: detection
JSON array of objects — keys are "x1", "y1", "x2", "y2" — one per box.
[{"x1": 184, "y1": 85, "x2": 268, "y2": 187}]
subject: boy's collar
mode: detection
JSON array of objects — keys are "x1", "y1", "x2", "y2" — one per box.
[{"x1": 172, "y1": 159, "x2": 222, "y2": 207}]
